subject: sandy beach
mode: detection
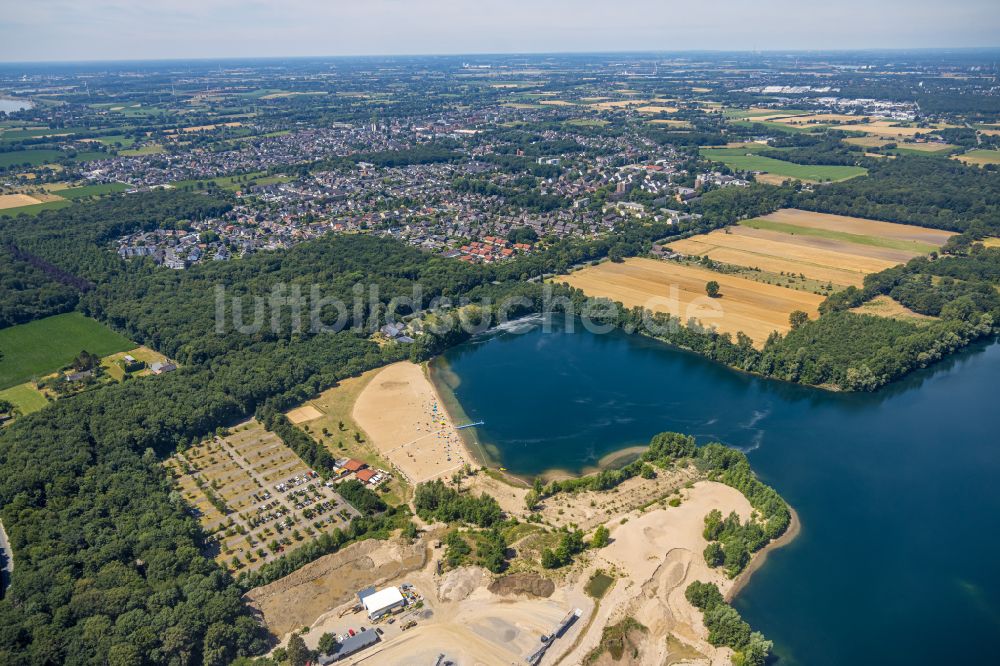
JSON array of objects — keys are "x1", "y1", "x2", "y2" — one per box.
[{"x1": 352, "y1": 361, "x2": 477, "y2": 485}]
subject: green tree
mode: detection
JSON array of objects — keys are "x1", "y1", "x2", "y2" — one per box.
[
  {"x1": 286, "y1": 633, "x2": 311, "y2": 666},
  {"x1": 591, "y1": 524, "x2": 610, "y2": 548},
  {"x1": 705, "y1": 281, "x2": 721, "y2": 298},
  {"x1": 703, "y1": 541, "x2": 724, "y2": 567},
  {"x1": 789, "y1": 310, "x2": 809, "y2": 329},
  {"x1": 317, "y1": 632, "x2": 339, "y2": 655}
]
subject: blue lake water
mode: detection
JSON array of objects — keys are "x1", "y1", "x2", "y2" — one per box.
[
  {"x1": 0, "y1": 99, "x2": 33, "y2": 114},
  {"x1": 430, "y1": 316, "x2": 1000, "y2": 664}
]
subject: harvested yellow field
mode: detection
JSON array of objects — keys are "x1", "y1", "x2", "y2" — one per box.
[
  {"x1": 980, "y1": 237, "x2": 1000, "y2": 248},
  {"x1": 637, "y1": 105, "x2": 679, "y2": 114},
  {"x1": 667, "y1": 228, "x2": 896, "y2": 287},
  {"x1": 896, "y1": 141, "x2": 957, "y2": 153},
  {"x1": 756, "y1": 209, "x2": 954, "y2": 246},
  {"x1": 954, "y1": 149, "x2": 1000, "y2": 166},
  {"x1": 839, "y1": 120, "x2": 958, "y2": 138},
  {"x1": 589, "y1": 100, "x2": 647, "y2": 110},
  {"x1": 558, "y1": 257, "x2": 823, "y2": 346},
  {"x1": 168, "y1": 122, "x2": 243, "y2": 134},
  {"x1": 844, "y1": 136, "x2": 891, "y2": 148},
  {"x1": 538, "y1": 99, "x2": 575, "y2": 106},
  {"x1": 850, "y1": 295, "x2": 936, "y2": 324},
  {"x1": 772, "y1": 113, "x2": 859, "y2": 125},
  {"x1": 0, "y1": 193, "x2": 43, "y2": 209},
  {"x1": 647, "y1": 119, "x2": 692, "y2": 128},
  {"x1": 754, "y1": 173, "x2": 794, "y2": 186}
]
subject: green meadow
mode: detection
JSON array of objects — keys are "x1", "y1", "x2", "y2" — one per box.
[
  {"x1": 0, "y1": 313, "x2": 133, "y2": 389},
  {"x1": 0, "y1": 149, "x2": 65, "y2": 168},
  {"x1": 700, "y1": 148, "x2": 867, "y2": 182},
  {"x1": 0, "y1": 383, "x2": 49, "y2": 416}
]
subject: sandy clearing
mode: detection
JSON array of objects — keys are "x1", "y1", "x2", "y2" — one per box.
[
  {"x1": 287, "y1": 404, "x2": 323, "y2": 424},
  {"x1": 850, "y1": 295, "x2": 937, "y2": 323},
  {"x1": 246, "y1": 537, "x2": 428, "y2": 638},
  {"x1": 559, "y1": 481, "x2": 753, "y2": 665},
  {"x1": 559, "y1": 257, "x2": 823, "y2": 346},
  {"x1": 353, "y1": 361, "x2": 475, "y2": 485},
  {"x1": 0, "y1": 193, "x2": 43, "y2": 209},
  {"x1": 756, "y1": 209, "x2": 954, "y2": 246}
]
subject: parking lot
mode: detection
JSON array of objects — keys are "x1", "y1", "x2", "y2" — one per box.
[{"x1": 164, "y1": 419, "x2": 360, "y2": 572}]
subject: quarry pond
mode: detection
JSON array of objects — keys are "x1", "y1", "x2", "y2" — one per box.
[{"x1": 431, "y1": 316, "x2": 1000, "y2": 664}]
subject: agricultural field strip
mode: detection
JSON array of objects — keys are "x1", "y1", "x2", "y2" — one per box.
[
  {"x1": 667, "y1": 236, "x2": 870, "y2": 288},
  {"x1": 560, "y1": 258, "x2": 824, "y2": 346},
  {"x1": 741, "y1": 218, "x2": 939, "y2": 253},
  {"x1": 754, "y1": 209, "x2": 954, "y2": 245}
]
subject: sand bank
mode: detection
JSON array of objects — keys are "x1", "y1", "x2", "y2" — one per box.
[
  {"x1": 352, "y1": 361, "x2": 478, "y2": 485},
  {"x1": 559, "y1": 480, "x2": 755, "y2": 665}
]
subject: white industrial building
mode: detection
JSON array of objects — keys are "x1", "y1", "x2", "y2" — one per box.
[{"x1": 361, "y1": 586, "x2": 405, "y2": 620}]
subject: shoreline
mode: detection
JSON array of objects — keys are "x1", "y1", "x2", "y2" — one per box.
[
  {"x1": 421, "y1": 357, "x2": 496, "y2": 466},
  {"x1": 352, "y1": 361, "x2": 480, "y2": 485},
  {"x1": 727, "y1": 505, "x2": 801, "y2": 602},
  {"x1": 423, "y1": 360, "x2": 492, "y2": 470}
]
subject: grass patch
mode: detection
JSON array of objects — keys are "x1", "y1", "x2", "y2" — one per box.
[
  {"x1": 955, "y1": 149, "x2": 1000, "y2": 166},
  {"x1": 585, "y1": 571, "x2": 615, "y2": 599},
  {"x1": 0, "y1": 199, "x2": 73, "y2": 217},
  {"x1": 0, "y1": 313, "x2": 133, "y2": 389},
  {"x1": 565, "y1": 118, "x2": 609, "y2": 128},
  {"x1": 0, "y1": 382, "x2": 49, "y2": 416},
  {"x1": 740, "y1": 217, "x2": 938, "y2": 253},
  {"x1": 701, "y1": 148, "x2": 866, "y2": 182},
  {"x1": 284, "y1": 367, "x2": 409, "y2": 505},
  {"x1": 171, "y1": 171, "x2": 290, "y2": 192},
  {"x1": 121, "y1": 144, "x2": 165, "y2": 156},
  {"x1": 0, "y1": 149, "x2": 64, "y2": 168},
  {"x1": 57, "y1": 182, "x2": 129, "y2": 199},
  {"x1": 585, "y1": 617, "x2": 647, "y2": 663}
]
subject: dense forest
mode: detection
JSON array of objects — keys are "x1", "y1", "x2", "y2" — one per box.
[
  {"x1": 0, "y1": 248, "x2": 78, "y2": 327},
  {"x1": 795, "y1": 157, "x2": 1000, "y2": 234}
]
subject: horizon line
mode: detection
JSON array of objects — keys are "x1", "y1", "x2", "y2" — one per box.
[{"x1": 3, "y1": 45, "x2": 1000, "y2": 67}]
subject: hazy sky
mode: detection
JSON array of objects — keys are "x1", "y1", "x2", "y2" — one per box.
[{"x1": 2, "y1": 0, "x2": 999, "y2": 62}]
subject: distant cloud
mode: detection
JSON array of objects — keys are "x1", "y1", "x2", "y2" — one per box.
[{"x1": 1, "y1": 0, "x2": 998, "y2": 62}]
